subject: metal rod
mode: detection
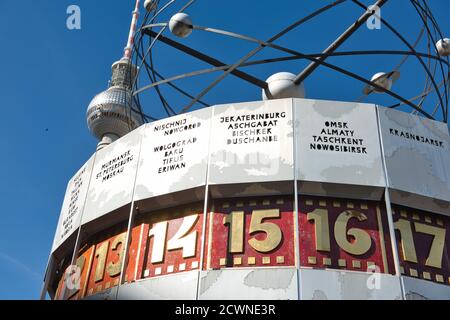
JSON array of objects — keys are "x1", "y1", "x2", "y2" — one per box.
[
  {"x1": 292, "y1": 101, "x2": 302, "y2": 300},
  {"x1": 196, "y1": 177, "x2": 210, "y2": 300},
  {"x1": 410, "y1": 0, "x2": 448, "y2": 121},
  {"x1": 137, "y1": 50, "x2": 448, "y2": 95},
  {"x1": 181, "y1": 1, "x2": 348, "y2": 112},
  {"x1": 143, "y1": 29, "x2": 268, "y2": 88},
  {"x1": 375, "y1": 107, "x2": 406, "y2": 299},
  {"x1": 293, "y1": 0, "x2": 388, "y2": 85},
  {"x1": 116, "y1": 133, "x2": 145, "y2": 298},
  {"x1": 39, "y1": 256, "x2": 54, "y2": 300},
  {"x1": 352, "y1": 0, "x2": 447, "y2": 122}
]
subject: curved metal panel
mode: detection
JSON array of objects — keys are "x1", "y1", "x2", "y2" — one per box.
[
  {"x1": 208, "y1": 100, "x2": 294, "y2": 187},
  {"x1": 295, "y1": 99, "x2": 386, "y2": 199},
  {"x1": 378, "y1": 107, "x2": 450, "y2": 215},
  {"x1": 134, "y1": 108, "x2": 211, "y2": 202},
  {"x1": 52, "y1": 156, "x2": 94, "y2": 252},
  {"x1": 82, "y1": 127, "x2": 143, "y2": 224}
]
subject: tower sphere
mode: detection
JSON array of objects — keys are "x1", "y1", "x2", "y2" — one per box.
[
  {"x1": 262, "y1": 72, "x2": 305, "y2": 100},
  {"x1": 436, "y1": 38, "x2": 450, "y2": 57},
  {"x1": 144, "y1": 0, "x2": 157, "y2": 12},
  {"x1": 86, "y1": 86, "x2": 143, "y2": 142},
  {"x1": 169, "y1": 13, "x2": 193, "y2": 38}
]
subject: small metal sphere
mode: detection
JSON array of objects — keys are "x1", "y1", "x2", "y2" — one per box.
[
  {"x1": 143, "y1": 0, "x2": 157, "y2": 12},
  {"x1": 169, "y1": 13, "x2": 193, "y2": 38},
  {"x1": 262, "y1": 72, "x2": 305, "y2": 100},
  {"x1": 87, "y1": 86, "x2": 144, "y2": 142},
  {"x1": 436, "y1": 38, "x2": 450, "y2": 57},
  {"x1": 370, "y1": 72, "x2": 393, "y2": 92},
  {"x1": 363, "y1": 70, "x2": 400, "y2": 95}
]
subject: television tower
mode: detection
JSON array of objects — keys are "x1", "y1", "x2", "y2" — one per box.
[{"x1": 86, "y1": 0, "x2": 144, "y2": 150}]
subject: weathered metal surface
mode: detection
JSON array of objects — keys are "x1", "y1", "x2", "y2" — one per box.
[
  {"x1": 52, "y1": 156, "x2": 94, "y2": 253},
  {"x1": 117, "y1": 271, "x2": 199, "y2": 300},
  {"x1": 295, "y1": 99, "x2": 385, "y2": 199},
  {"x1": 300, "y1": 268, "x2": 403, "y2": 300},
  {"x1": 378, "y1": 107, "x2": 450, "y2": 215},
  {"x1": 82, "y1": 127, "x2": 143, "y2": 224},
  {"x1": 403, "y1": 276, "x2": 450, "y2": 300},
  {"x1": 199, "y1": 268, "x2": 298, "y2": 300},
  {"x1": 208, "y1": 100, "x2": 294, "y2": 191},
  {"x1": 134, "y1": 108, "x2": 211, "y2": 202}
]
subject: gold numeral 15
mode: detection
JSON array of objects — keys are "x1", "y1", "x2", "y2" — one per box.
[{"x1": 223, "y1": 209, "x2": 283, "y2": 254}]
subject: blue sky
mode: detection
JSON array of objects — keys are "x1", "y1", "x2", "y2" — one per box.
[{"x1": 0, "y1": 0, "x2": 448, "y2": 299}]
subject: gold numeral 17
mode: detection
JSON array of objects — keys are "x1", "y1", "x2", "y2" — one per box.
[{"x1": 395, "y1": 218, "x2": 446, "y2": 268}]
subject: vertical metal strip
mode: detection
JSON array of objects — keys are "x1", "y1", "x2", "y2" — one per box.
[
  {"x1": 133, "y1": 223, "x2": 145, "y2": 280},
  {"x1": 375, "y1": 106, "x2": 406, "y2": 299},
  {"x1": 292, "y1": 98, "x2": 302, "y2": 300},
  {"x1": 196, "y1": 107, "x2": 214, "y2": 300},
  {"x1": 70, "y1": 152, "x2": 98, "y2": 268},
  {"x1": 206, "y1": 208, "x2": 214, "y2": 270},
  {"x1": 196, "y1": 185, "x2": 209, "y2": 300},
  {"x1": 44, "y1": 151, "x2": 98, "y2": 300},
  {"x1": 115, "y1": 128, "x2": 145, "y2": 299},
  {"x1": 376, "y1": 205, "x2": 389, "y2": 273},
  {"x1": 81, "y1": 246, "x2": 95, "y2": 298},
  {"x1": 39, "y1": 256, "x2": 54, "y2": 300}
]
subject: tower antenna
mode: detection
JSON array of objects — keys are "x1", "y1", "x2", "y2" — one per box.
[{"x1": 123, "y1": 0, "x2": 141, "y2": 60}]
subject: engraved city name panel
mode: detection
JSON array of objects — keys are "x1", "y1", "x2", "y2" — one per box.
[
  {"x1": 378, "y1": 107, "x2": 450, "y2": 215},
  {"x1": 208, "y1": 100, "x2": 294, "y2": 186},
  {"x1": 134, "y1": 108, "x2": 211, "y2": 201},
  {"x1": 295, "y1": 99, "x2": 386, "y2": 195},
  {"x1": 82, "y1": 127, "x2": 143, "y2": 224},
  {"x1": 52, "y1": 156, "x2": 94, "y2": 252}
]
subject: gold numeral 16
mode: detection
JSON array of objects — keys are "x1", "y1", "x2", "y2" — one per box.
[
  {"x1": 307, "y1": 209, "x2": 372, "y2": 256},
  {"x1": 223, "y1": 209, "x2": 282, "y2": 253}
]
